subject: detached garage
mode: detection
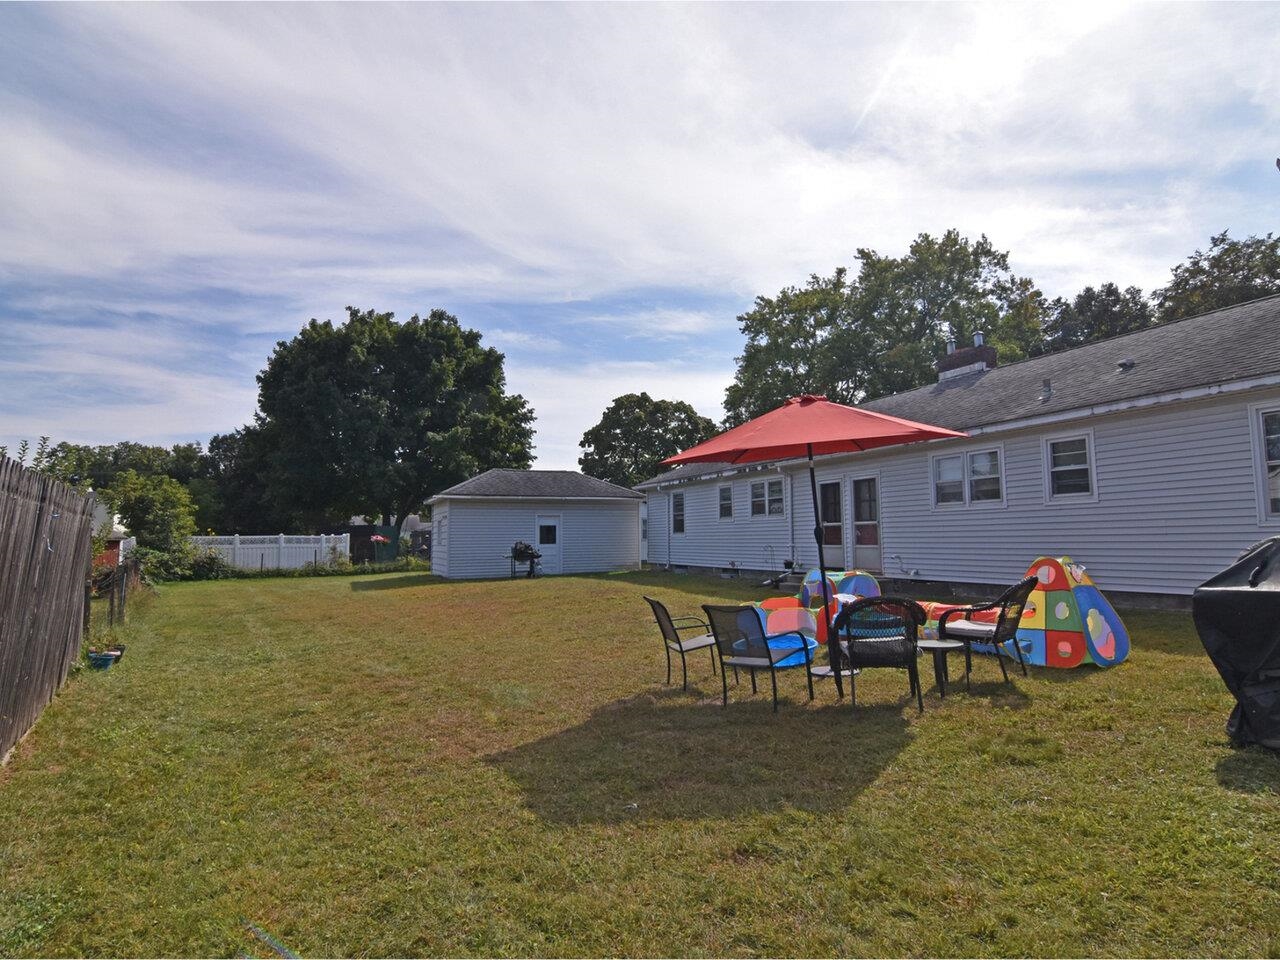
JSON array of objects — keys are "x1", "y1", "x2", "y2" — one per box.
[{"x1": 427, "y1": 469, "x2": 643, "y2": 579}]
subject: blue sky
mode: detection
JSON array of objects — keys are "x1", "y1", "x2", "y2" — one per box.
[{"x1": 1, "y1": 2, "x2": 1277, "y2": 469}]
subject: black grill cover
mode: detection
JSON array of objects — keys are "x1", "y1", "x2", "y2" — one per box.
[{"x1": 1193, "y1": 538, "x2": 1280, "y2": 750}]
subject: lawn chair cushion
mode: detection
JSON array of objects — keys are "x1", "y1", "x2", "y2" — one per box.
[
  {"x1": 943, "y1": 619, "x2": 998, "y2": 639},
  {"x1": 667, "y1": 634, "x2": 716, "y2": 653}
]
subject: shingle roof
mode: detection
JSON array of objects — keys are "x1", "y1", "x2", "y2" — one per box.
[
  {"x1": 432, "y1": 468, "x2": 643, "y2": 500},
  {"x1": 861, "y1": 294, "x2": 1280, "y2": 431},
  {"x1": 635, "y1": 295, "x2": 1280, "y2": 487}
]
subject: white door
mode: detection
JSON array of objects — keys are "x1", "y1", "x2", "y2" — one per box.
[
  {"x1": 819, "y1": 481, "x2": 846, "y2": 569},
  {"x1": 852, "y1": 477, "x2": 881, "y2": 572},
  {"x1": 535, "y1": 515, "x2": 562, "y2": 574}
]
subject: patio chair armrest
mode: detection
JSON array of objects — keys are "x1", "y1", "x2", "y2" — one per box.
[
  {"x1": 671, "y1": 616, "x2": 710, "y2": 631},
  {"x1": 938, "y1": 601, "x2": 999, "y2": 628}
]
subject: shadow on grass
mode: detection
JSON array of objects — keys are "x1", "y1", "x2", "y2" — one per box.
[
  {"x1": 488, "y1": 688, "x2": 913, "y2": 824},
  {"x1": 1215, "y1": 746, "x2": 1280, "y2": 794},
  {"x1": 349, "y1": 573, "x2": 446, "y2": 591}
]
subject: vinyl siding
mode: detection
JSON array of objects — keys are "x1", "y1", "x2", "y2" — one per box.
[
  {"x1": 433, "y1": 498, "x2": 641, "y2": 579},
  {"x1": 644, "y1": 467, "x2": 796, "y2": 573},
  {"x1": 644, "y1": 388, "x2": 1280, "y2": 595}
]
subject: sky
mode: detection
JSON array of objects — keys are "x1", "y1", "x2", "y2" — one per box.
[{"x1": 1, "y1": 2, "x2": 1277, "y2": 469}]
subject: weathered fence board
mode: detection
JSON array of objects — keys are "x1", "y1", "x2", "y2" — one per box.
[{"x1": 0, "y1": 459, "x2": 96, "y2": 761}]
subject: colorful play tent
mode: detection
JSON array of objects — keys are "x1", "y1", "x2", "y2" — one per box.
[
  {"x1": 754, "y1": 569, "x2": 882, "y2": 644},
  {"x1": 923, "y1": 556, "x2": 1129, "y2": 668}
]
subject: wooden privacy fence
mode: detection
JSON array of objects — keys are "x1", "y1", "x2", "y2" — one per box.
[
  {"x1": 190, "y1": 533, "x2": 350, "y2": 571},
  {"x1": 0, "y1": 459, "x2": 96, "y2": 761}
]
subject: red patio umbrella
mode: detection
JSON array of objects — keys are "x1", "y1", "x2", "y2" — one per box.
[{"x1": 663, "y1": 394, "x2": 967, "y2": 696}]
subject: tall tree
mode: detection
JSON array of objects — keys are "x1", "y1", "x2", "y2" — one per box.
[
  {"x1": 722, "y1": 269, "x2": 854, "y2": 426},
  {"x1": 842, "y1": 230, "x2": 1045, "y2": 399},
  {"x1": 1042, "y1": 282, "x2": 1155, "y2": 351},
  {"x1": 1155, "y1": 231, "x2": 1280, "y2": 321},
  {"x1": 106, "y1": 470, "x2": 197, "y2": 554},
  {"x1": 256, "y1": 307, "x2": 535, "y2": 542},
  {"x1": 579, "y1": 393, "x2": 716, "y2": 487},
  {"x1": 723, "y1": 230, "x2": 1045, "y2": 421}
]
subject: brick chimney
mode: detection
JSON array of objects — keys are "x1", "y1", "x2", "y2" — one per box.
[{"x1": 936, "y1": 332, "x2": 997, "y2": 381}]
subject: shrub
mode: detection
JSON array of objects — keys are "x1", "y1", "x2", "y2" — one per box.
[
  {"x1": 187, "y1": 549, "x2": 235, "y2": 581},
  {"x1": 129, "y1": 545, "x2": 194, "y2": 582}
]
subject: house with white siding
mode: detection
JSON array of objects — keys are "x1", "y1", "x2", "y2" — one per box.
[
  {"x1": 636, "y1": 295, "x2": 1280, "y2": 602},
  {"x1": 428, "y1": 469, "x2": 643, "y2": 579}
]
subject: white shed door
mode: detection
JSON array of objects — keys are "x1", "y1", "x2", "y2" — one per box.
[{"x1": 536, "y1": 515, "x2": 562, "y2": 574}]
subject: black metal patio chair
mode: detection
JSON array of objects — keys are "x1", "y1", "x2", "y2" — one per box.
[
  {"x1": 644, "y1": 596, "x2": 717, "y2": 691},
  {"x1": 936, "y1": 575, "x2": 1038, "y2": 687},
  {"x1": 702, "y1": 604, "x2": 816, "y2": 711},
  {"x1": 830, "y1": 596, "x2": 927, "y2": 712}
]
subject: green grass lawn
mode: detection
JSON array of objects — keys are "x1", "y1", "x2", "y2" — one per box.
[{"x1": 2, "y1": 570, "x2": 1279, "y2": 957}]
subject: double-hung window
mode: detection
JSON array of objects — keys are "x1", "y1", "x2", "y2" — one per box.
[
  {"x1": 750, "y1": 478, "x2": 784, "y2": 516},
  {"x1": 1045, "y1": 433, "x2": 1095, "y2": 499},
  {"x1": 671, "y1": 492, "x2": 685, "y2": 534},
  {"x1": 718, "y1": 485, "x2": 733, "y2": 519},
  {"x1": 933, "y1": 448, "x2": 1004, "y2": 507},
  {"x1": 1261, "y1": 408, "x2": 1280, "y2": 519}
]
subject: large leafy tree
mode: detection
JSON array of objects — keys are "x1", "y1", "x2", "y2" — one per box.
[
  {"x1": 1155, "y1": 231, "x2": 1280, "y2": 321},
  {"x1": 1042, "y1": 282, "x2": 1155, "y2": 351},
  {"x1": 106, "y1": 470, "x2": 197, "y2": 554},
  {"x1": 723, "y1": 230, "x2": 1044, "y2": 421},
  {"x1": 723, "y1": 270, "x2": 855, "y2": 426},
  {"x1": 579, "y1": 392, "x2": 716, "y2": 487},
  {"x1": 255, "y1": 306, "x2": 535, "y2": 541}
]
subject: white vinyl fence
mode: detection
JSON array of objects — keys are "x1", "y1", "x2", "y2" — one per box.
[
  {"x1": 118, "y1": 536, "x2": 137, "y2": 562},
  {"x1": 190, "y1": 534, "x2": 350, "y2": 571}
]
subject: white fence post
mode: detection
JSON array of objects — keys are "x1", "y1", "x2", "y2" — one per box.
[
  {"x1": 233, "y1": 533, "x2": 241, "y2": 568},
  {"x1": 277, "y1": 533, "x2": 285, "y2": 570}
]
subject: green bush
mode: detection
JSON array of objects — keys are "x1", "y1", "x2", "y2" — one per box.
[
  {"x1": 130, "y1": 545, "x2": 194, "y2": 582},
  {"x1": 187, "y1": 549, "x2": 235, "y2": 581}
]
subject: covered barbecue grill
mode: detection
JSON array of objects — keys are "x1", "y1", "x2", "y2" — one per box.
[
  {"x1": 510, "y1": 540, "x2": 541, "y2": 579},
  {"x1": 1193, "y1": 537, "x2": 1280, "y2": 750}
]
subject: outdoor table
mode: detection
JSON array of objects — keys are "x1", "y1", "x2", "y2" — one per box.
[{"x1": 916, "y1": 638, "x2": 965, "y2": 697}]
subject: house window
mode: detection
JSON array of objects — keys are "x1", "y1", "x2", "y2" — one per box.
[
  {"x1": 641, "y1": 517, "x2": 648, "y2": 540},
  {"x1": 933, "y1": 455, "x2": 964, "y2": 504},
  {"x1": 718, "y1": 485, "x2": 733, "y2": 519},
  {"x1": 1263, "y1": 410, "x2": 1280, "y2": 518},
  {"x1": 934, "y1": 449, "x2": 1003, "y2": 506},
  {"x1": 1046, "y1": 435, "x2": 1094, "y2": 498},
  {"x1": 672, "y1": 492, "x2": 685, "y2": 533},
  {"x1": 750, "y1": 479, "x2": 784, "y2": 516},
  {"x1": 538, "y1": 524, "x2": 557, "y2": 545}
]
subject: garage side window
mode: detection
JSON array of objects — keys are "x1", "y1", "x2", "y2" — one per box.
[{"x1": 672, "y1": 492, "x2": 685, "y2": 533}]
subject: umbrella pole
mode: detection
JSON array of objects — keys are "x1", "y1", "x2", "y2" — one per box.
[{"x1": 807, "y1": 444, "x2": 842, "y2": 698}]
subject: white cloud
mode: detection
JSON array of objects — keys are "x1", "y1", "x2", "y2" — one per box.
[{"x1": 2, "y1": 1, "x2": 1278, "y2": 466}]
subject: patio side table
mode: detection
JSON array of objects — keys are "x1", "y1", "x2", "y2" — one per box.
[{"x1": 916, "y1": 638, "x2": 965, "y2": 697}]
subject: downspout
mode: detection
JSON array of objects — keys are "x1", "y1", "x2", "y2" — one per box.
[{"x1": 666, "y1": 489, "x2": 672, "y2": 569}]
